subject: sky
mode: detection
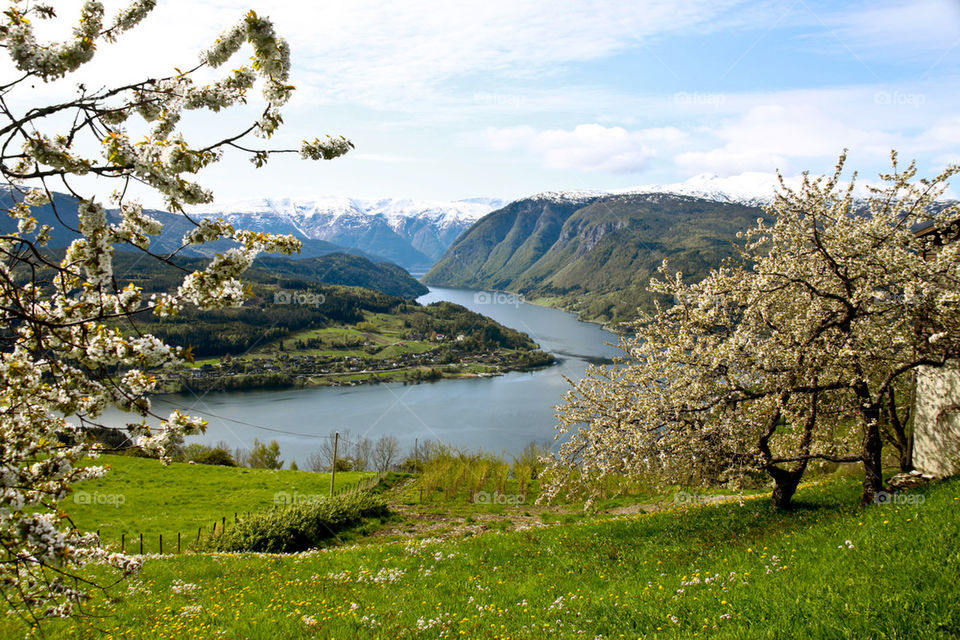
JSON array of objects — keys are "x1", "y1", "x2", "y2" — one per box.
[{"x1": 8, "y1": 0, "x2": 960, "y2": 206}]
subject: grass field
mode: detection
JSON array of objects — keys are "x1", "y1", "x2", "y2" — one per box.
[
  {"x1": 11, "y1": 459, "x2": 958, "y2": 638},
  {"x1": 68, "y1": 456, "x2": 374, "y2": 554},
  {"x1": 187, "y1": 313, "x2": 438, "y2": 367}
]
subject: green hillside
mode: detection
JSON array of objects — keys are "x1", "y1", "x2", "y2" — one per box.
[
  {"x1": 111, "y1": 251, "x2": 428, "y2": 300},
  {"x1": 425, "y1": 193, "x2": 770, "y2": 324},
  {"x1": 67, "y1": 456, "x2": 374, "y2": 554},
  {"x1": 12, "y1": 466, "x2": 957, "y2": 638}
]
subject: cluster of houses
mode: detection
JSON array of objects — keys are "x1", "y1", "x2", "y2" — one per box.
[{"x1": 159, "y1": 340, "x2": 538, "y2": 390}]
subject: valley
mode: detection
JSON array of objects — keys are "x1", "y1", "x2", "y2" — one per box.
[
  {"x1": 4, "y1": 4, "x2": 957, "y2": 638},
  {"x1": 95, "y1": 286, "x2": 619, "y2": 467}
]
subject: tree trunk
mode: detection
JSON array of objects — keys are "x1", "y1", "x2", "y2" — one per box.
[
  {"x1": 862, "y1": 405, "x2": 884, "y2": 506},
  {"x1": 898, "y1": 434, "x2": 914, "y2": 473},
  {"x1": 768, "y1": 463, "x2": 806, "y2": 509},
  {"x1": 886, "y1": 386, "x2": 914, "y2": 473}
]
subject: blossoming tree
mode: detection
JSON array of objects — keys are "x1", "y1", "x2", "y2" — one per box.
[
  {"x1": 0, "y1": 0, "x2": 351, "y2": 625},
  {"x1": 546, "y1": 152, "x2": 960, "y2": 509}
]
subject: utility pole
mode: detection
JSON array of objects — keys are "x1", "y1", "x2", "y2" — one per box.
[
  {"x1": 415, "y1": 436, "x2": 421, "y2": 503},
  {"x1": 330, "y1": 431, "x2": 339, "y2": 496}
]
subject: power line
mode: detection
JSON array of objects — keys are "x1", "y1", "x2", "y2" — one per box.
[
  {"x1": 155, "y1": 398, "x2": 382, "y2": 450},
  {"x1": 154, "y1": 398, "x2": 335, "y2": 439}
]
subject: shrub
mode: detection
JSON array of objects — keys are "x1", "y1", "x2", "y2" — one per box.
[
  {"x1": 182, "y1": 442, "x2": 210, "y2": 461},
  {"x1": 193, "y1": 448, "x2": 237, "y2": 467},
  {"x1": 334, "y1": 457, "x2": 356, "y2": 472},
  {"x1": 201, "y1": 492, "x2": 389, "y2": 553},
  {"x1": 248, "y1": 439, "x2": 284, "y2": 469}
]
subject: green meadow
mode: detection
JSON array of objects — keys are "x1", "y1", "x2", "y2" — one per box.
[
  {"x1": 68, "y1": 456, "x2": 374, "y2": 554},
  {"x1": 9, "y1": 455, "x2": 957, "y2": 639}
]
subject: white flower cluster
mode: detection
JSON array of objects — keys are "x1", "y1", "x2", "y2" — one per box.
[
  {"x1": 3, "y1": 1, "x2": 103, "y2": 81},
  {"x1": 326, "y1": 566, "x2": 407, "y2": 585}
]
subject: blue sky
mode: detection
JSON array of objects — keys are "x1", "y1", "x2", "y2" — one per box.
[{"x1": 11, "y1": 0, "x2": 960, "y2": 204}]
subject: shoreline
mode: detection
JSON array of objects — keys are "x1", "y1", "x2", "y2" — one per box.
[
  {"x1": 418, "y1": 283, "x2": 626, "y2": 334},
  {"x1": 154, "y1": 357, "x2": 557, "y2": 395}
]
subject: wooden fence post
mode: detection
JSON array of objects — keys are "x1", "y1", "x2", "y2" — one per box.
[
  {"x1": 159, "y1": 534, "x2": 163, "y2": 555},
  {"x1": 178, "y1": 532, "x2": 181, "y2": 554},
  {"x1": 330, "y1": 431, "x2": 339, "y2": 495},
  {"x1": 139, "y1": 533, "x2": 143, "y2": 555},
  {"x1": 121, "y1": 533, "x2": 125, "y2": 553}
]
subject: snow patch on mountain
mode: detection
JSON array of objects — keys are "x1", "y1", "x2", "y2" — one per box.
[
  {"x1": 190, "y1": 196, "x2": 500, "y2": 226},
  {"x1": 520, "y1": 173, "x2": 887, "y2": 208},
  {"x1": 527, "y1": 189, "x2": 605, "y2": 205},
  {"x1": 186, "y1": 196, "x2": 504, "y2": 268},
  {"x1": 621, "y1": 172, "x2": 795, "y2": 205}
]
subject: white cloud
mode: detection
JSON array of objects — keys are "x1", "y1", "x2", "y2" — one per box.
[
  {"x1": 673, "y1": 103, "x2": 901, "y2": 175},
  {"x1": 479, "y1": 87, "x2": 960, "y2": 180},
  {"x1": 7, "y1": 0, "x2": 752, "y2": 110},
  {"x1": 276, "y1": 0, "x2": 751, "y2": 106},
  {"x1": 7, "y1": 1, "x2": 960, "y2": 202},
  {"x1": 917, "y1": 116, "x2": 960, "y2": 149},
  {"x1": 482, "y1": 124, "x2": 687, "y2": 173},
  {"x1": 816, "y1": 0, "x2": 960, "y2": 59}
]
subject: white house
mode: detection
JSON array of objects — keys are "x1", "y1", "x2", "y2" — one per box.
[{"x1": 914, "y1": 365, "x2": 960, "y2": 477}]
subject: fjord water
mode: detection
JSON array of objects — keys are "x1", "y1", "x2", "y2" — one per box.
[{"x1": 102, "y1": 287, "x2": 620, "y2": 466}]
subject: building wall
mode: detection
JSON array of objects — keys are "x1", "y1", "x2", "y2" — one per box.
[{"x1": 914, "y1": 365, "x2": 960, "y2": 477}]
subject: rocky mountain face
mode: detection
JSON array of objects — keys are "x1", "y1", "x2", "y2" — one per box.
[
  {"x1": 0, "y1": 188, "x2": 503, "y2": 271},
  {"x1": 187, "y1": 197, "x2": 503, "y2": 271},
  {"x1": 424, "y1": 190, "x2": 770, "y2": 324}
]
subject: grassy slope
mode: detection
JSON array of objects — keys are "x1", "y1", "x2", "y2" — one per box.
[
  {"x1": 20, "y1": 473, "x2": 960, "y2": 639},
  {"x1": 67, "y1": 456, "x2": 373, "y2": 554},
  {"x1": 190, "y1": 311, "x2": 441, "y2": 367}
]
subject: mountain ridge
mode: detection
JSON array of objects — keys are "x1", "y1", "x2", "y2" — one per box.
[
  {"x1": 424, "y1": 191, "x2": 772, "y2": 324},
  {"x1": 187, "y1": 196, "x2": 504, "y2": 270}
]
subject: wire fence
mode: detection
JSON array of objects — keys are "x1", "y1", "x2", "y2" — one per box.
[{"x1": 91, "y1": 473, "x2": 384, "y2": 555}]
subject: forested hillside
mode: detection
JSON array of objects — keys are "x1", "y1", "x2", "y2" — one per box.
[{"x1": 425, "y1": 192, "x2": 770, "y2": 323}]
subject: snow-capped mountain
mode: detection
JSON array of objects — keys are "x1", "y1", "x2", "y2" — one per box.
[
  {"x1": 529, "y1": 172, "x2": 884, "y2": 208},
  {"x1": 188, "y1": 196, "x2": 503, "y2": 270},
  {"x1": 621, "y1": 172, "x2": 795, "y2": 206}
]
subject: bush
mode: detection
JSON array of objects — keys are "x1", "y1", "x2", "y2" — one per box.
[
  {"x1": 83, "y1": 426, "x2": 134, "y2": 451},
  {"x1": 201, "y1": 492, "x2": 389, "y2": 553},
  {"x1": 182, "y1": 443, "x2": 236, "y2": 466},
  {"x1": 182, "y1": 442, "x2": 210, "y2": 462},
  {"x1": 193, "y1": 448, "x2": 236, "y2": 467},
  {"x1": 248, "y1": 439, "x2": 284, "y2": 469},
  {"x1": 334, "y1": 457, "x2": 355, "y2": 472}
]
